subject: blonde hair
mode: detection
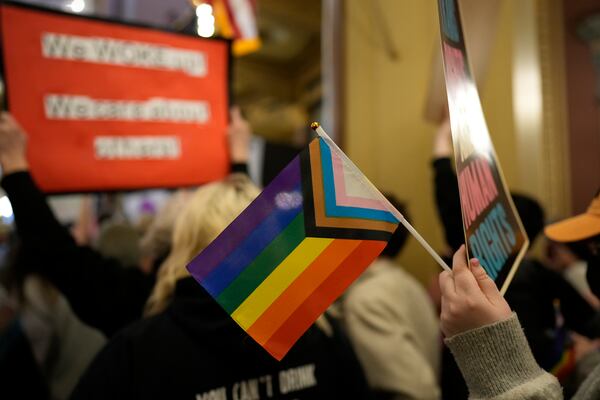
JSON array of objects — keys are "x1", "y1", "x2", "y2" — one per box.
[{"x1": 144, "y1": 174, "x2": 260, "y2": 316}]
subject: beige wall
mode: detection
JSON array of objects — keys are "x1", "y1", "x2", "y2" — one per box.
[{"x1": 343, "y1": 0, "x2": 520, "y2": 285}]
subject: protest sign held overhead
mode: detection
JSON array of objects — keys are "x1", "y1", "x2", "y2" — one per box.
[
  {"x1": 187, "y1": 123, "x2": 449, "y2": 360},
  {"x1": 0, "y1": 2, "x2": 230, "y2": 192},
  {"x1": 437, "y1": 0, "x2": 529, "y2": 293}
]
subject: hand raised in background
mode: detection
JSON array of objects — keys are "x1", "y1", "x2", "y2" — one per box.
[
  {"x1": 439, "y1": 245, "x2": 512, "y2": 337},
  {"x1": 0, "y1": 112, "x2": 28, "y2": 175},
  {"x1": 227, "y1": 106, "x2": 252, "y2": 164},
  {"x1": 433, "y1": 117, "x2": 453, "y2": 158}
]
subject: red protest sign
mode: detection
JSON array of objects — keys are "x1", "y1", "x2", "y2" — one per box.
[
  {"x1": 0, "y1": 2, "x2": 230, "y2": 192},
  {"x1": 437, "y1": 0, "x2": 529, "y2": 293}
]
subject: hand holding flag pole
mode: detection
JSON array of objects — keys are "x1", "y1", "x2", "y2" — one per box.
[{"x1": 311, "y1": 122, "x2": 452, "y2": 273}]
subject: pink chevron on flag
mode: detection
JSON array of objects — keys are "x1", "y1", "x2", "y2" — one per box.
[{"x1": 331, "y1": 149, "x2": 390, "y2": 211}]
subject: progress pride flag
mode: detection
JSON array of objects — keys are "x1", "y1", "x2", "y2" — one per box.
[{"x1": 0, "y1": 3, "x2": 230, "y2": 192}]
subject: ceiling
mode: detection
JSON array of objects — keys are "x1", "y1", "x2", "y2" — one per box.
[
  {"x1": 233, "y1": 0, "x2": 322, "y2": 143},
  {"x1": 246, "y1": 0, "x2": 321, "y2": 66}
]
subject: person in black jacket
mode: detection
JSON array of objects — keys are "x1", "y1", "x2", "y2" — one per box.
[
  {"x1": 0, "y1": 110, "x2": 250, "y2": 338},
  {"x1": 71, "y1": 173, "x2": 373, "y2": 400}
]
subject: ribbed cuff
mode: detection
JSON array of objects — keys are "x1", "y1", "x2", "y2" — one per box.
[
  {"x1": 230, "y1": 163, "x2": 248, "y2": 175},
  {"x1": 431, "y1": 157, "x2": 452, "y2": 169},
  {"x1": 1, "y1": 170, "x2": 32, "y2": 192},
  {"x1": 445, "y1": 313, "x2": 546, "y2": 398}
]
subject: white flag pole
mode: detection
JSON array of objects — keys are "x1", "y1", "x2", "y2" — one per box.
[
  {"x1": 311, "y1": 122, "x2": 452, "y2": 273},
  {"x1": 395, "y1": 216, "x2": 452, "y2": 273}
]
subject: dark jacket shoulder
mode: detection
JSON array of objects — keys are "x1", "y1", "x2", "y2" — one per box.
[{"x1": 72, "y1": 278, "x2": 372, "y2": 400}]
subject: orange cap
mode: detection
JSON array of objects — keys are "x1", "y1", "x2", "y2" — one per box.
[{"x1": 545, "y1": 191, "x2": 600, "y2": 242}]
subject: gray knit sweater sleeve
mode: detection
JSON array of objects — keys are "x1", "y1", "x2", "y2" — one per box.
[
  {"x1": 445, "y1": 313, "x2": 563, "y2": 400},
  {"x1": 574, "y1": 362, "x2": 600, "y2": 400}
]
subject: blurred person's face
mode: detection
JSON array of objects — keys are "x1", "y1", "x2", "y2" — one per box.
[
  {"x1": 584, "y1": 234, "x2": 600, "y2": 298},
  {"x1": 546, "y1": 241, "x2": 579, "y2": 272},
  {"x1": 587, "y1": 236, "x2": 600, "y2": 258}
]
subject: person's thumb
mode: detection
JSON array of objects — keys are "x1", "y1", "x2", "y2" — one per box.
[
  {"x1": 452, "y1": 245, "x2": 469, "y2": 274},
  {"x1": 469, "y1": 258, "x2": 502, "y2": 300}
]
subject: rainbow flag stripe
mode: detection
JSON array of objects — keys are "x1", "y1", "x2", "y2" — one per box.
[{"x1": 187, "y1": 136, "x2": 399, "y2": 360}]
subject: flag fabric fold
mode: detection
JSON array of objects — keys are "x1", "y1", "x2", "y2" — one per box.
[{"x1": 187, "y1": 134, "x2": 400, "y2": 360}]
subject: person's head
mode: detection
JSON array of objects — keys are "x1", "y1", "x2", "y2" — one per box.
[
  {"x1": 144, "y1": 174, "x2": 260, "y2": 316},
  {"x1": 545, "y1": 189, "x2": 600, "y2": 297},
  {"x1": 138, "y1": 190, "x2": 194, "y2": 274},
  {"x1": 96, "y1": 222, "x2": 141, "y2": 268},
  {"x1": 380, "y1": 194, "x2": 410, "y2": 258},
  {"x1": 511, "y1": 193, "x2": 545, "y2": 244}
]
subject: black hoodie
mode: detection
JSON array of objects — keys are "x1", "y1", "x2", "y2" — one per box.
[{"x1": 71, "y1": 277, "x2": 373, "y2": 400}]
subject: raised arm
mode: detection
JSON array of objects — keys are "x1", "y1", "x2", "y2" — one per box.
[
  {"x1": 0, "y1": 113, "x2": 154, "y2": 337},
  {"x1": 228, "y1": 106, "x2": 251, "y2": 175},
  {"x1": 431, "y1": 119, "x2": 464, "y2": 252},
  {"x1": 439, "y1": 246, "x2": 562, "y2": 399}
]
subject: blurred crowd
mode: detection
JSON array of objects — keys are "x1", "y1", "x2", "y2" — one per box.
[{"x1": 0, "y1": 109, "x2": 598, "y2": 400}]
